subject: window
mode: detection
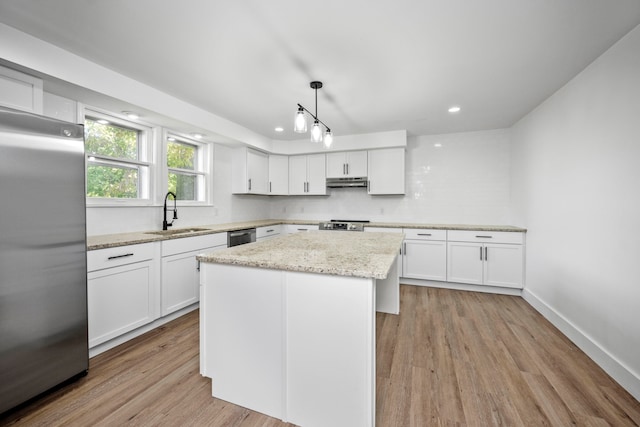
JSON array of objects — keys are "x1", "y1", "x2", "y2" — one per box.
[
  {"x1": 84, "y1": 111, "x2": 151, "y2": 203},
  {"x1": 165, "y1": 134, "x2": 208, "y2": 202}
]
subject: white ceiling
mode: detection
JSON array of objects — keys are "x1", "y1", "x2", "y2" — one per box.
[{"x1": 1, "y1": 0, "x2": 639, "y2": 141}]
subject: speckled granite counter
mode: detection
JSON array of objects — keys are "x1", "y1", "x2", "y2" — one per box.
[
  {"x1": 87, "y1": 219, "x2": 525, "y2": 250},
  {"x1": 197, "y1": 230, "x2": 404, "y2": 279}
]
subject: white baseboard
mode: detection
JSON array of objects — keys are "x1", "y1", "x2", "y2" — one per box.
[
  {"x1": 89, "y1": 303, "x2": 199, "y2": 358},
  {"x1": 400, "y1": 278, "x2": 522, "y2": 296},
  {"x1": 522, "y1": 288, "x2": 640, "y2": 402}
]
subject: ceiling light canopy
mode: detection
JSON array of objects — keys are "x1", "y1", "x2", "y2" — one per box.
[{"x1": 294, "y1": 81, "x2": 333, "y2": 148}]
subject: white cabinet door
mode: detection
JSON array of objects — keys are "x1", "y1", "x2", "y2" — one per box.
[
  {"x1": 288, "y1": 155, "x2": 307, "y2": 195},
  {"x1": 368, "y1": 148, "x2": 405, "y2": 195},
  {"x1": 403, "y1": 240, "x2": 447, "y2": 281},
  {"x1": 88, "y1": 259, "x2": 159, "y2": 348},
  {"x1": 326, "y1": 152, "x2": 347, "y2": 178},
  {"x1": 483, "y1": 243, "x2": 523, "y2": 288},
  {"x1": 0, "y1": 65, "x2": 43, "y2": 114},
  {"x1": 247, "y1": 149, "x2": 269, "y2": 194},
  {"x1": 326, "y1": 151, "x2": 367, "y2": 178},
  {"x1": 161, "y1": 249, "x2": 201, "y2": 316},
  {"x1": 447, "y1": 242, "x2": 484, "y2": 285},
  {"x1": 306, "y1": 154, "x2": 326, "y2": 195},
  {"x1": 232, "y1": 147, "x2": 268, "y2": 194},
  {"x1": 268, "y1": 155, "x2": 289, "y2": 195},
  {"x1": 289, "y1": 155, "x2": 326, "y2": 195},
  {"x1": 346, "y1": 150, "x2": 368, "y2": 177}
]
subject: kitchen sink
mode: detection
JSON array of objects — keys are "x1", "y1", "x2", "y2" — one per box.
[{"x1": 145, "y1": 227, "x2": 210, "y2": 236}]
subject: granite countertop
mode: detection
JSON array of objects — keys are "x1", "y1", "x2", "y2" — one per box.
[
  {"x1": 87, "y1": 219, "x2": 526, "y2": 251},
  {"x1": 197, "y1": 231, "x2": 405, "y2": 279}
]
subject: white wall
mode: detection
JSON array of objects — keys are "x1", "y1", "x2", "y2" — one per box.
[
  {"x1": 272, "y1": 129, "x2": 512, "y2": 225},
  {"x1": 511, "y1": 25, "x2": 640, "y2": 399}
]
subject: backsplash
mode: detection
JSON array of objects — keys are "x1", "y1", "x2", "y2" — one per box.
[{"x1": 271, "y1": 129, "x2": 512, "y2": 225}]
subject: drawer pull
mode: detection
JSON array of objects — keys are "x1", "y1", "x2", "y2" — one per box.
[
  {"x1": 485, "y1": 247, "x2": 488, "y2": 261},
  {"x1": 480, "y1": 247, "x2": 483, "y2": 261},
  {"x1": 417, "y1": 233, "x2": 432, "y2": 236},
  {"x1": 107, "y1": 253, "x2": 134, "y2": 260},
  {"x1": 475, "y1": 235, "x2": 493, "y2": 238},
  {"x1": 266, "y1": 229, "x2": 274, "y2": 233}
]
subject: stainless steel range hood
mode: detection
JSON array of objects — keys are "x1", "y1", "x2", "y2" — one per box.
[{"x1": 326, "y1": 177, "x2": 368, "y2": 188}]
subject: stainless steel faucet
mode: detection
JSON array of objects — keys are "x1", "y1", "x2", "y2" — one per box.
[{"x1": 163, "y1": 191, "x2": 178, "y2": 230}]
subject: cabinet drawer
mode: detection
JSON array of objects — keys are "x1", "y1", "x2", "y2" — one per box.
[
  {"x1": 447, "y1": 230, "x2": 523, "y2": 244},
  {"x1": 403, "y1": 228, "x2": 447, "y2": 240},
  {"x1": 257, "y1": 225, "x2": 282, "y2": 239},
  {"x1": 162, "y1": 233, "x2": 227, "y2": 257},
  {"x1": 87, "y1": 242, "x2": 157, "y2": 272}
]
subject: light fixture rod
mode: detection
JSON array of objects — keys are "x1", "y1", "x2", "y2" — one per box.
[{"x1": 296, "y1": 103, "x2": 331, "y2": 131}]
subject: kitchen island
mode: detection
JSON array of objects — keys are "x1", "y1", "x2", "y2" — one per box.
[{"x1": 197, "y1": 231, "x2": 404, "y2": 427}]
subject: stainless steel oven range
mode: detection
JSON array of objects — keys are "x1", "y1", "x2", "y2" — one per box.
[{"x1": 318, "y1": 219, "x2": 369, "y2": 232}]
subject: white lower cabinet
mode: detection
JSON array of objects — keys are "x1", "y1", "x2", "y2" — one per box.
[
  {"x1": 161, "y1": 233, "x2": 226, "y2": 316},
  {"x1": 87, "y1": 242, "x2": 161, "y2": 348},
  {"x1": 447, "y1": 231, "x2": 524, "y2": 288},
  {"x1": 257, "y1": 224, "x2": 282, "y2": 240},
  {"x1": 401, "y1": 229, "x2": 447, "y2": 281},
  {"x1": 283, "y1": 224, "x2": 319, "y2": 234}
]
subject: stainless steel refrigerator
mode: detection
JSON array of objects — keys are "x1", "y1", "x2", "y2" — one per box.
[{"x1": 0, "y1": 106, "x2": 88, "y2": 414}]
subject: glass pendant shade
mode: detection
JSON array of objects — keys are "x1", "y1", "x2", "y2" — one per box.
[
  {"x1": 294, "y1": 107, "x2": 307, "y2": 133},
  {"x1": 323, "y1": 130, "x2": 333, "y2": 148},
  {"x1": 310, "y1": 120, "x2": 322, "y2": 143}
]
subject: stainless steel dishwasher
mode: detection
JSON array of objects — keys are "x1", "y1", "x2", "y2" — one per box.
[{"x1": 227, "y1": 228, "x2": 257, "y2": 247}]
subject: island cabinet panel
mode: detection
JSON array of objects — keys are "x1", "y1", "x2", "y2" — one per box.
[
  {"x1": 201, "y1": 264, "x2": 284, "y2": 420},
  {"x1": 200, "y1": 263, "x2": 377, "y2": 427},
  {"x1": 285, "y1": 272, "x2": 375, "y2": 427}
]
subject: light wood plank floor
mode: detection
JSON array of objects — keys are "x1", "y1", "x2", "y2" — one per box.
[{"x1": 2, "y1": 285, "x2": 639, "y2": 426}]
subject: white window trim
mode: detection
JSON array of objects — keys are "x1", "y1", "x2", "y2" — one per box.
[
  {"x1": 84, "y1": 107, "x2": 157, "y2": 207},
  {"x1": 162, "y1": 130, "x2": 212, "y2": 206}
]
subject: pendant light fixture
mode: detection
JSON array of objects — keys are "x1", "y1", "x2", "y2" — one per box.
[{"x1": 294, "y1": 81, "x2": 333, "y2": 148}]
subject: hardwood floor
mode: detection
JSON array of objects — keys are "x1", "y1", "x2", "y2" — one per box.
[{"x1": 2, "y1": 285, "x2": 639, "y2": 426}]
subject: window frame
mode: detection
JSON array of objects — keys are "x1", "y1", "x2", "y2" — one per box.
[
  {"x1": 84, "y1": 108, "x2": 155, "y2": 206},
  {"x1": 163, "y1": 131, "x2": 211, "y2": 206}
]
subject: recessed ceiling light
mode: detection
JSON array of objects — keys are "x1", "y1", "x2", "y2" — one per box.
[
  {"x1": 167, "y1": 137, "x2": 176, "y2": 141},
  {"x1": 192, "y1": 133, "x2": 204, "y2": 139},
  {"x1": 122, "y1": 111, "x2": 139, "y2": 120},
  {"x1": 275, "y1": 127, "x2": 284, "y2": 132},
  {"x1": 448, "y1": 106, "x2": 461, "y2": 113},
  {"x1": 96, "y1": 119, "x2": 109, "y2": 125},
  {"x1": 434, "y1": 143, "x2": 442, "y2": 148}
]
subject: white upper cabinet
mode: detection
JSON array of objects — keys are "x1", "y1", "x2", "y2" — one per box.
[
  {"x1": 0, "y1": 65, "x2": 43, "y2": 114},
  {"x1": 268, "y1": 155, "x2": 289, "y2": 195},
  {"x1": 367, "y1": 148, "x2": 405, "y2": 195},
  {"x1": 326, "y1": 150, "x2": 368, "y2": 178},
  {"x1": 232, "y1": 147, "x2": 269, "y2": 194},
  {"x1": 289, "y1": 154, "x2": 326, "y2": 195}
]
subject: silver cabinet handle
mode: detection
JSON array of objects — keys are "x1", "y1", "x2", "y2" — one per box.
[
  {"x1": 266, "y1": 229, "x2": 274, "y2": 233},
  {"x1": 197, "y1": 260, "x2": 201, "y2": 271},
  {"x1": 343, "y1": 164, "x2": 346, "y2": 175},
  {"x1": 417, "y1": 233, "x2": 432, "y2": 236},
  {"x1": 269, "y1": 182, "x2": 272, "y2": 193},
  {"x1": 248, "y1": 178, "x2": 252, "y2": 191},
  {"x1": 476, "y1": 235, "x2": 492, "y2": 238},
  {"x1": 346, "y1": 163, "x2": 349, "y2": 175},
  {"x1": 480, "y1": 247, "x2": 483, "y2": 261},
  {"x1": 485, "y1": 247, "x2": 488, "y2": 261},
  {"x1": 404, "y1": 242, "x2": 407, "y2": 255},
  {"x1": 108, "y1": 253, "x2": 134, "y2": 260}
]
